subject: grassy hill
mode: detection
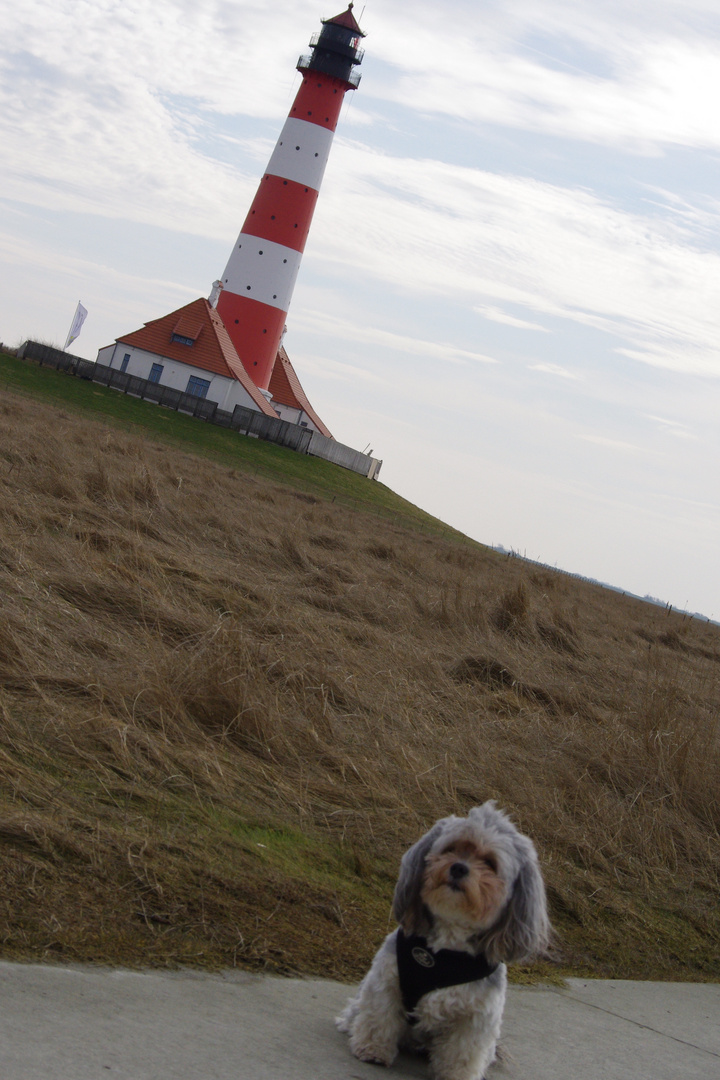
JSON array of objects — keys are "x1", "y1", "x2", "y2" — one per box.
[
  {"x1": 1, "y1": 348, "x2": 719, "y2": 982},
  {"x1": 0, "y1": 349, "x2": 460, "y2": 534}
]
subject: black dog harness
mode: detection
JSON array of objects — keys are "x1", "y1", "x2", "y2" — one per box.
[{"x1": 396, "y1": 929, "x2": 498, "y2": 1021}]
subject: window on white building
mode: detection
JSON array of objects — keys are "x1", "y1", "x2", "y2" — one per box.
[
  {"x1": 148, "y1": 363, "x2": 164, "y2": 384},
  {"x1": 185, "y1": 376, "x2": 211, "y2": 399}
]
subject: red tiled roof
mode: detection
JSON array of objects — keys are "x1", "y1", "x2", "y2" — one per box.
[
  {"x1": 116, "y1": 299, "x2": 276, "y2": 416},
  {"x1": 268, "y1": 346, "x2": 333, "y2": 438},
  {"x1": 325, "y1": 4, "x2": 365, "y2": 35},
  {"x1": 173, "y1": 313, "x2": 204, "y2": 340}
]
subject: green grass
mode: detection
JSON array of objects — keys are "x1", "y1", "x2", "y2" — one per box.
[
  {"x1": 0, "y1": 349, "x2": 466, "y2": 540},
  {"x1": 218, "y1": 818, "x2": 389, "y2": 896}
]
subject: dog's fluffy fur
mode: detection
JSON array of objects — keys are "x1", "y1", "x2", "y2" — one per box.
[{"x1": 336, "y1": 803, "x2": 549, "y2": 1080}]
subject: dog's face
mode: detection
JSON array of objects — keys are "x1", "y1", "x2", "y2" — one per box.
[
  {"x1": 392, "y1": 801, "x2": 550, "y2": 963},
  {"x1": 421, "y1": 835, "x2": 508, "y2": 928}
]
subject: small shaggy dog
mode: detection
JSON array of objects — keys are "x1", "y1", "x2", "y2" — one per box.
[{"x1": 336, "y1": 803, "x2": 549, "y2": 1080}]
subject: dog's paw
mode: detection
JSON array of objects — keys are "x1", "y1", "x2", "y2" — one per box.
[
  {"x1": 349, "y1": 1033, "x2": 397, "y2": 1068},
  {"x1": 351, "y1": 1046, "x2": 394, "y2": 1067}
]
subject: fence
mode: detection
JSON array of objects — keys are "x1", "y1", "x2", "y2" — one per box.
[
  {"x1": 16, "y1": 340, "x2": 381, "y2": 478},
  {"x1": 229, "y1": 405, "x2": 314, "y2": 452},
  {"x1": 17, "y1": 341, "x2": 219, "y2": 421},
  {"x1": 307, "y1": 431, "x2": 382, "y2": 479}
]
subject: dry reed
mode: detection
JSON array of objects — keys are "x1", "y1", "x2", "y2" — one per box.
[{"x1": 0, "y1": 390, "x2": 719, "y2": 980}]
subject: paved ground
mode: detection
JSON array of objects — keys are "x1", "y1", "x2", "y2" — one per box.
[{"x1": 1, "y1": 961, "x2": 718, "y2": 1079}]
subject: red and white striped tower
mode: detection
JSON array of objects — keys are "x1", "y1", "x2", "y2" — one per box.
[{"x1": 216, "y1": 4, "x2": 365, "y2": 391}]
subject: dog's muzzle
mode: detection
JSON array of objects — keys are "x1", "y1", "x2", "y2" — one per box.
[{"x1": 448, "y1": 862, "x2": 469, "y2": 888}]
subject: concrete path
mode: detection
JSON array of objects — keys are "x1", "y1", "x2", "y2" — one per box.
[{"x1": 0, "y1": 961, "x2": 718, "y2": 1079}]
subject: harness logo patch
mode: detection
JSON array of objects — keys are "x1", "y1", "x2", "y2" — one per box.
[{"x1": 412, "y1": 947, "x2": 435, "y2": 968}]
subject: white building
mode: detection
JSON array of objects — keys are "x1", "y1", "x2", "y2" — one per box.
[{"x1": 97, "y1": 297, "x2": 333, "y2": 436}]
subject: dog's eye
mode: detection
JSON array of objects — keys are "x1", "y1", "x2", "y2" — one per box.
[
  {"x1": 482, "y1": 855, "x2": 498, "y2": 873},
  {"x1": 442, "y1": 843, "x2": 457, "y2": 855}
]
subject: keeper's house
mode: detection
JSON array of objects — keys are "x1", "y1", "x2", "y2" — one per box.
[{"x1": 97, "y1": 297, "x2": 332, "y2": 437}]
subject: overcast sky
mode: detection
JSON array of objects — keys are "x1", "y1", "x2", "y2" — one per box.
[{"x1": 2, "y1": 0, "x2": 720, "y2": 617}]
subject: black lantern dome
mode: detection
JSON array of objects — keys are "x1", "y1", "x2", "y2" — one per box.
[{"x1": 298, "y1": 4, "x2": 365, "y2": 89}]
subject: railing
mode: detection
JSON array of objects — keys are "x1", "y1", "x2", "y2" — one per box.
[{"x1": 297, "y1": 55, "x2": 362, "y2": 87}]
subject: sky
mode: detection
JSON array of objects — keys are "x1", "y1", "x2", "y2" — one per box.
[{"x1": 2, "y1": 0, "x2": 720, "y2": 617}]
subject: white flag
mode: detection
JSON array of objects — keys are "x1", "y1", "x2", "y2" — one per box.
[{"x1": 64, "y1": 301, "x2": 88, "y2": 351}]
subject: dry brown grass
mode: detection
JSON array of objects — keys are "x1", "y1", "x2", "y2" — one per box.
[{"x1": 1, "y1": 390, "x2": 719, "y2": 981}]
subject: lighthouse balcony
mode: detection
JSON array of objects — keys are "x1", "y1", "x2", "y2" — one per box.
[{"x1": 298, "y1": 54, "x2": 362, "y2": 87}]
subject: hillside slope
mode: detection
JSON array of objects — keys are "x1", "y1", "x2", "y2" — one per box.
[{"x1": 0, "y1": 379, "x2": 718, "y2": 982}]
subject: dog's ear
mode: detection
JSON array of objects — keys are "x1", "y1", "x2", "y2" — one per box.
[
  {"x1": 392, "y1": 820, "x2": 447, "y2": 934},
  {"x1": 480, "y1": 834, "x2": 550, "y2": 964}
]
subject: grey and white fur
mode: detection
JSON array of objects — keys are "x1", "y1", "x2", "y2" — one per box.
[{"x1": 336, "y1": 802, "x2": 550, "y2": 1080}]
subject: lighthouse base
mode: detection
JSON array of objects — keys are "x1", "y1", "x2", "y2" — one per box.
[{"x1": 215, "y1": 292, "x2": 287, "y2": 391}]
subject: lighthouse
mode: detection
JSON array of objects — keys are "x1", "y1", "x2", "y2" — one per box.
[{"x1": 216, "y1": 4, "x2": 365, "y2": 391}]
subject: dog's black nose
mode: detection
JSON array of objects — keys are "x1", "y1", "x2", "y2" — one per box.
[{"x1": 449, "y1": 861, "x2": 469, "y2": 881}]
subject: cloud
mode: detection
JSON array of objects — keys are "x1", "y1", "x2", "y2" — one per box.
[
  {"x1": 366, "y1": 0, "x2": 720, "y2": 151},
  {"x1": 0, "y1": 0, "x2": 317, "y2": 119},
  {"x1": 578, "y1": 433, "x2": 651, "y2": 454},
  {"x1": 476, "y1": 305, "x2": 550, "y2": 331},
  {"x1": 0, "y1": 52, "x2": 246, "y2": 235},
  {"x1": 311, "y1": 142, "x2": 720, "y2": 376},
  {"x1": 643, "y1": 414, "x2": 697, "y2": 439},
  {"x1": 0, "y1": 225, "x2": 196, "y2": 349},
  {"x1": 293, "y1": 308, "x2": 499, "y2": 367},
  {"x1": 529, "y1": 363, "x2": 579, "y2": 379},
  {"x1": 0, "y1": 0, "x2": 322, "y2": 234}
]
